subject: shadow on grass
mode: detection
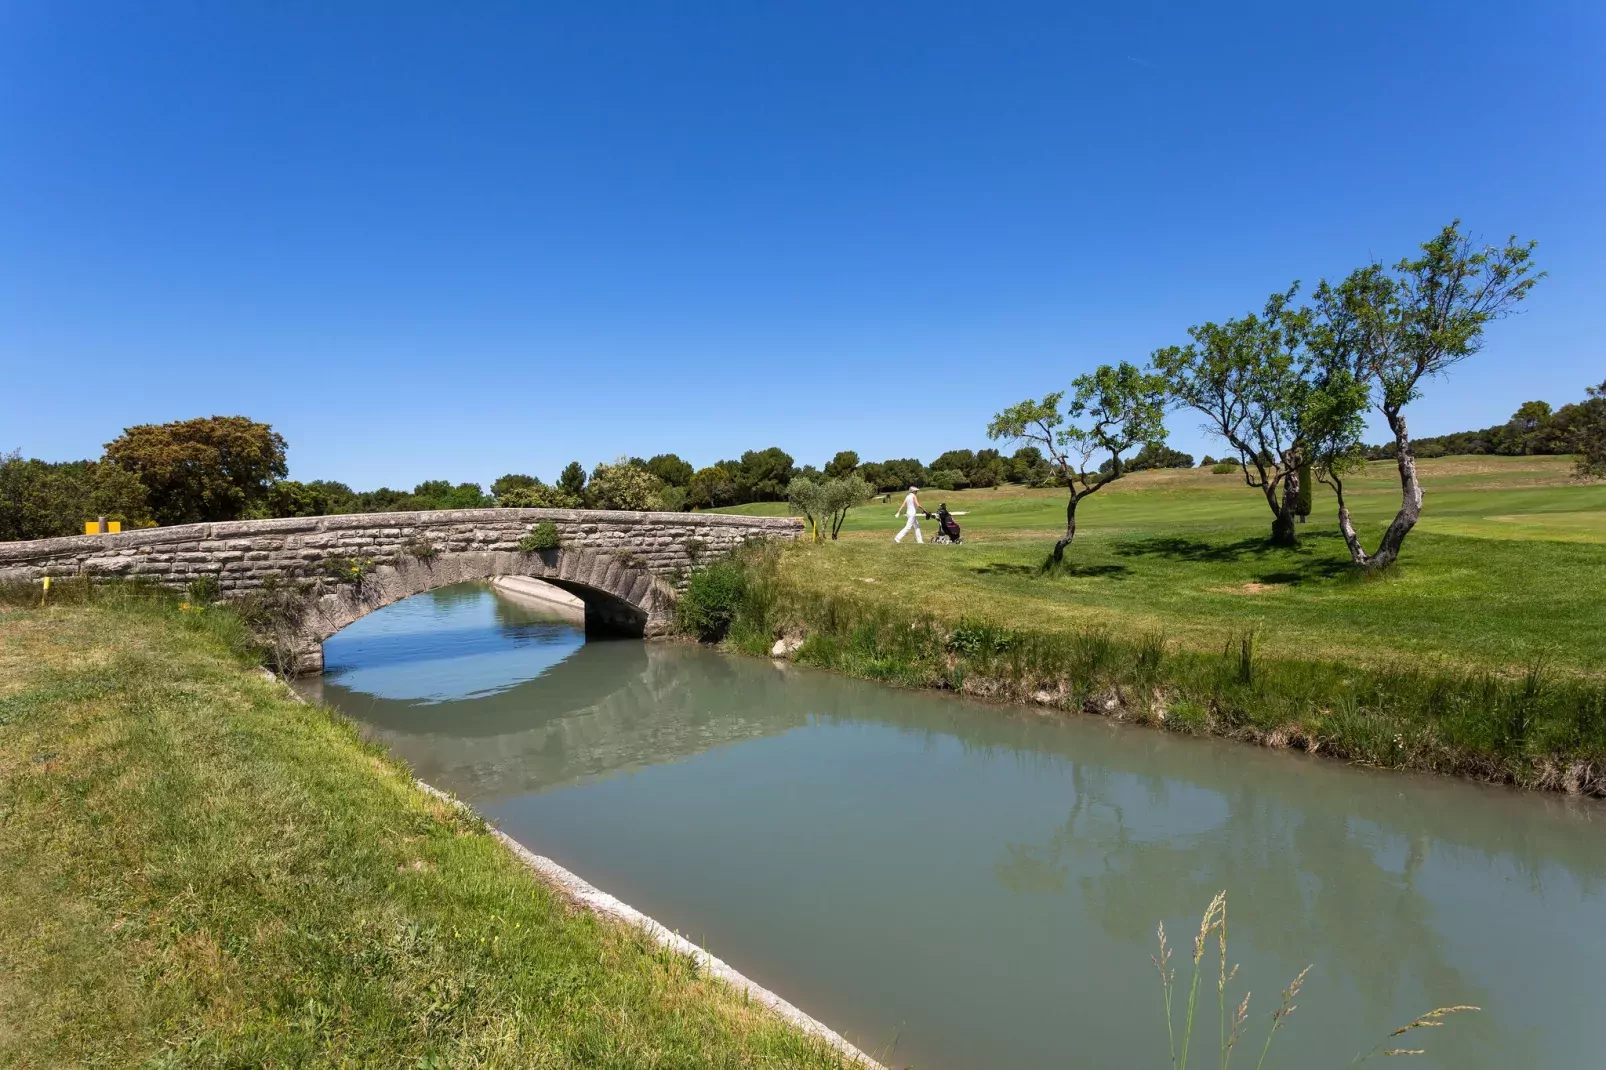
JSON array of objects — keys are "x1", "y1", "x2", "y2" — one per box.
[
  {"x1": 972, "y1": 560, "x2": 1130, "y2": 580},
  {"x1": 1113, "y1": 534, "x2": 1352, "y2": 585}
]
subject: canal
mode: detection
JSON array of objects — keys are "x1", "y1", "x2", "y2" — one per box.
[{"x1": 297, "y1": 582, "x2": 1605, "y2": 1069}]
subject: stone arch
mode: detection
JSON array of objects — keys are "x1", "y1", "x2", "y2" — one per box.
[{"x1": 289, "y1": 547, "x2": 674, "y2": 674}]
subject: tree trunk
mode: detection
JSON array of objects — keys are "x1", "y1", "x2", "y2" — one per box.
[
  {"x1": 1329, "y1": 474, "x2": 1371, "y2": 565},
  {"x1": 1269, "y1": 468, "x2": 1300, "y2": 547},
  {"x1": 1366, "y1": 410, "x2": 1424, "y2": 570},
  {"x1": 1052, "y1": 495, "x2": 1079, "y2": 562}
]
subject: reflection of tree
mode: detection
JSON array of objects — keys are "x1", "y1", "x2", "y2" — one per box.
[
  {"x1": 429, "y1": 583, "x2": 489, "y2": 610},
  {"x1": 993, "y1": 761, "x2": 1481, "y2": 1028}
]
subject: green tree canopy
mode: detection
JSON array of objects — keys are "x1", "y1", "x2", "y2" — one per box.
[
  {"x1": 823, "y1": 450, "x2": 860, "y2": 479},
  {"x1": 989, "y1": 361, "x2": 1168, "y2": 562},
  {"x1": 586, "y1": 458, "x2": 664, "y2": 511},
  {"x1": 1153, "y1": 288, "x2": 1315, "y2": 546},
  {"x1": 406, "y1": 481, "x2": 493, "y2": 511},
  {"x1": 1572, "y1": 380, "x2": 1606, "y2": 480},
  {"x1": 686, "y1": 464, "x2": 740, "y2": 509},
  {"x1": 557, "y1": 462, "x2": 588, "y2": 499},
  {"x1": 644, "y1": 454, "x2": 694, "y2": 488},
  {"x1": 0, "y1": 453, "x2": 151, "y2": 541},
  {"x1": 103, "y1": 416, "x2": 287, "y2": 525},
  {"x1": 735, "y1": 448, "x2": 796, "y2": 502},
  {"x1": 491, "y1": 473, "x2": 542, "y2": 498},
  {"x1": 1309, "y1": 222, "x2": 1541, "y2": 568}
]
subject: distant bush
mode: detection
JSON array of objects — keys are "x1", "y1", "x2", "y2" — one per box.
[
  {"x1": 497, "y1": 483, "x2": 580, "y2": 509},
  {"x1": 586, "y1": 458, "x2": 664, "y2": 511},
  {"x1": 1211, "y1": 462, "x2": 1238, "y2": 475},
  {"x1": 675, "y1": 559, "x2": 747, "y2": 641},
  {"x1": 518, "y1": 522, "x2": 561, "y2": 552},
  {"x1": 926, "y1": 468, "x2": 969, "y2": 491}
]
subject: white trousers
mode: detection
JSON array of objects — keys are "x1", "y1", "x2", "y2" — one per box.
[{"x1": 895, "y1": 513, "x2": 923, "y2": 543}]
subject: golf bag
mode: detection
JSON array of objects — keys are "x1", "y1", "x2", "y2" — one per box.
[{"x1": 928, "y1": 504, "x2": 962, "y2": 544}]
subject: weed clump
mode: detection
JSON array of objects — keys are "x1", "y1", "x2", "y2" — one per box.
[{"x1": 518, "y1": 522, "x2": 561, "y2": 552}]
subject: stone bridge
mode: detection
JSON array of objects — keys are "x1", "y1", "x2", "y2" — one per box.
[{"x1": 0, "y1": 508, "x2": 802, "y2": 673}]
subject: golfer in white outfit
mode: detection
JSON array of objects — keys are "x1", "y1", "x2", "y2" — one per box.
[{"x1": 894, "y1": 486, "x2": 924, "y2": 544}]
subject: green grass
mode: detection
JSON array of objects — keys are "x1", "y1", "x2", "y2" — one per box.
[
  {"x1": 717, "y1": 456, "x2": 1606, "y2": 674},
  {"x1": 684, "y1": 456, "x2": 1606, "y2": 793},
  {"x1": 715, "y1": 455, "x2": 1606, "y2": 544},
  {"x1": 0, "y1": 587, "x2": 862, "y2": 1068}
]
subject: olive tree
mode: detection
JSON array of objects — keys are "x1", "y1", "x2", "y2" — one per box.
[
  {"x1": 988, "y1": 361, "x2": 1167, "y2": 563},
  {"x1": 1151, "y1": 289, "x2": 1312, "y2": 546},
  {"x1": 821, "y1": 474, "x2": 874, "y2": 539},
  {"x1": 1309, "y1": 222, "x2": 1541, "y2": 568},
  {"x1": 787, "y1": 477, "x2": 828, "y2": 542},
  {"x1": 788, "y1": 474, "x2": 874, "y2": 541}
]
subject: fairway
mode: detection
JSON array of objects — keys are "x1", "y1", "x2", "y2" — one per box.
[{"x1": 716, "y1": 457, "x2": 1606, "y2": 673}]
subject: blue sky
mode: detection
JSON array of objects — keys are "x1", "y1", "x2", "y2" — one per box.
[{"x1": 3, "y1": 2, "x2": 1601, "y2": 488}]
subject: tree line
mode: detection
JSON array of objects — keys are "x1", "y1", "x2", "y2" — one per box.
[
  {"x1": 0, "y1": 420, "x2": 1097, "y2": 540},
  {"x1": 1357, "y1": 388, "x2": 1605, "y2": 461}
]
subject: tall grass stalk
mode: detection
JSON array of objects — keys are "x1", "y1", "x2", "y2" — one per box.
[{"x1": 1157, "y1": 893, "x2": 1473, "y2": 1069}]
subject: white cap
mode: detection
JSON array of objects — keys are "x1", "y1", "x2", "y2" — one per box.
[{"x1": 909, "y1": 485, "x2": 919, "y2": 491}]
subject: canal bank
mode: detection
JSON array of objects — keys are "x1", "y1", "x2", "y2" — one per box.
[
  {"x1": 313, "y1": 581, "x2": 1606, "y2": 1070},
  {"x1": 691, "y1": 547, "x2": 1606, "y2": 798},
  {"x1": 0, "y1": 586, "x2": 877, "y2": 1068}
]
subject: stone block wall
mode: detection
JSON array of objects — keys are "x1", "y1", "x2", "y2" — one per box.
[{"x1": 0, "y1": 508, "x2": 802, "y2": 593}]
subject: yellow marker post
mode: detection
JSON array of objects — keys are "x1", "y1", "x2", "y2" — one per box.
[{"x1": 40, "y1": 576, "x2": 50, "y2": 608}]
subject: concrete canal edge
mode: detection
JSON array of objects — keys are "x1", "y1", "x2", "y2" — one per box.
[
  {"x1": 413, "y1": 781, "x2": 888, "y2": 1070},
  {"x1": 264, "y1": 671, "x2": 886, "y2": 1068}
]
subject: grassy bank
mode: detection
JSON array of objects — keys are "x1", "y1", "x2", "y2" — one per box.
[
  {"x1": 713, "y1": 455, "x2": 1606, "y2": 674},
  {"x1": 0, "y1": 585, "x2": 861, "y2": 1068},
  {"x1": 684, "y1": 544, "x2": 1606, "y2": 796}
]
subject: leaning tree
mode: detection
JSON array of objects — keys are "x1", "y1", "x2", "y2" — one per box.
[
  {"x1": 1152, "y1": 288, "x2": 1313, "y2": 546},
  {"x1": 988, "y1": 361, "x2": 1168, "y2": 564},
  {"x1": 1309, "y1": 222, "x2": 1541, "y2": 569}
]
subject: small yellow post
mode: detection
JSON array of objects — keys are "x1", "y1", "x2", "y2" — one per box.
[
  {"x1": 40, "y1": 576, "x2": 50, "y2": 608},
  {"x1": 107, "y1": 521, "x2": 121, "y2": 534},
  {"x1": 84, "y1": 521, "x2": 97, "y2": 535}
]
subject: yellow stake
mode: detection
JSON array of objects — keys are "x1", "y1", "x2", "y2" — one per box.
[{"x1": 40, "y1": 575, "x2": 51, "y2": 608}]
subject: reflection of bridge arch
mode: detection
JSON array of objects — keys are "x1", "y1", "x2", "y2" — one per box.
[{"x1": 312, "y1": 634, "x2": 653, "y2": 738}]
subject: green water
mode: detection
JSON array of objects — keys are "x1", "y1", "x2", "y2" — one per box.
[{"x1": 300, "y1": 583, "x2": 1605, "y2": 1069}]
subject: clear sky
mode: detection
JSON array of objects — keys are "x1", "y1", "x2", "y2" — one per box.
[{"x1": 4, "y1": 2, "x2": 1601, "y2": 488}]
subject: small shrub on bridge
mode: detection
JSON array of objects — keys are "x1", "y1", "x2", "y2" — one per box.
[
  {"x1": 320, "y1": 555, "x2": 375, "y2": 585},
  {"x1": 675, "y1": 559, "x2": 747, "y2": 642},
  {"x1": 518, "y1": 522, "x2": 561, "y2": 552},
  {"x1": 403, "y1": 538, "x2": 439, "y2": 561}
]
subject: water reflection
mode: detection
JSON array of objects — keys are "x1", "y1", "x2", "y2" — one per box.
[
  {"x1": 313, "y1": 583, "x2": 1606, "y2": 1070},
  {"x1": 307, "y1": 584, "x2": 584, "y2": 704}
]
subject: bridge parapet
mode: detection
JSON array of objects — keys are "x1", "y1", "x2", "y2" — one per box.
[{"x1": 0, "y1": 508, "x2": 802, "y2": 672}]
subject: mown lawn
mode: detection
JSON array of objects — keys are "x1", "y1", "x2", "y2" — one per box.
[
  {"x1": 0, "y1": 590, "x2": 862, "y2": 1068},
  {"x1": 719, "y1": 456, "x2": 1606, "y2": 674}
]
